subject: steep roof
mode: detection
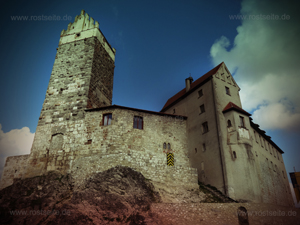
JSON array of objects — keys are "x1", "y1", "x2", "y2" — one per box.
[
  {"x1": 222, "y1": 102, "x2": 251, "y2": 116},
  {"x1": 160, "y1": 62, "x2": 223, "y2": 112}
]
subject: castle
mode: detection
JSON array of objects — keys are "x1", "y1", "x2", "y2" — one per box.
[{"x1": 0, "y1": 10, "x2": 294, "y2": 207}]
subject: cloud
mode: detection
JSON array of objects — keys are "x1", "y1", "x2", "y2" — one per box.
[
  {"x1": 210, "y1": 0, "x2": 300, "y2": 131},
  {"x1": 0, "y1": 124, "x2": 34, "y2": 180}
]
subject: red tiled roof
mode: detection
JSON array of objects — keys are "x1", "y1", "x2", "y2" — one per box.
[
  {"x1": 222, "y1": 102, "x2": 251, "y2": 116},
  {"x1": 160, "y1": 62, "x2": 223, "y2": 112}
]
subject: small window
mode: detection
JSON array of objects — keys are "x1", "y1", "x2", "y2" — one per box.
[
  {"x1": 239, "y1": 116, "x2": 245, "y2": 127},
  {"x1": 233, "y1": 151, "x2": 237, "y2": 158},
  {"x1": 199, "y1": 104, "x2": 205, "y2": 114},
  {"x1": 201, "y1": 161, "x2": 204, "y2": 171},
  {"x1": 221, "y1": 73, "x2": 225, "y2": 80},
  {"x1": 202, "y1": 122, "x2": 209, "y2": 134},
  {"x1": 173, "y1": 109, "x2": 176, "y2": 114},
  {"x1": 103, "y1": 113, "x2": 112, "y2": 126},
  {"x1": 133, "y1": 116, "x2": 143, "y2": 129},
  {"x1": 202, "y1": 143, "x2": 206, "y2": 152},
  {"x1": 163, "y1": 142, "x2": 166, "y2": 149},
  {"x1": 195, "y1": 148, "x2": 197, "y2": 153},
  {"x1": 167, "y1": 143, "x2": 171, "y2": 150},
  {"x1": 198, "y1": 89, "x2": 203, "y2": 98},
  {"x1": 225, "y1": 86, "x2": 230, "y2": 95},
  {"x1": 227, "y1": 120, "x2": 232, "y2": 127}
]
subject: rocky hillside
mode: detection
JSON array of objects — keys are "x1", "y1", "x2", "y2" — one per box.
[{"x1": 0, "y1": 166, "x2": 165, "y2": 224}]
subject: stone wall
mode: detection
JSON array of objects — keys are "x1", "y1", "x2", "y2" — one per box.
[
  {"x1": 20, "y1": 106, "x2": 198, "y2": 190},
  {"x1": 87, "y1": 37, "x2": 115, "y2": 108},
  {"x1": 0, "y1": 155, "x2": 29, "y2": 189}
]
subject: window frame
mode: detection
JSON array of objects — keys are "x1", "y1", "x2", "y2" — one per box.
[
  {"x1": 239, "y1": 116, "x2": 245, "y2": 128},
  {"x1": 199, "y1": 104, "x2": 205, "y2": 114},
  {"x1": 103, "y1": 113, "x2": 112, "y2": 126},
  {"x1": 202, "y1": 122, "x2": 209, "y2": 134},
  {"x1": 225, "y1": 86, "x2": 230, "y2": 95},
  {"x1": 227, "y1": 120, "x2": 232, "y2": 127},
  {"x1": 198, "y1": 89, "x2": 203, "y2": 98},
  {"x1": 133, "y1": 116, "x2": 143, "y2": 129}
]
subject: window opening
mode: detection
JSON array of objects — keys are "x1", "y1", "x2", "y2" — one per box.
[
  {"x1": 199, "y1": 104, "x2": 205, "y2": 114},
  {"x1": 133, "y1": 116, "x2": 143, "y2": 129},
  {"x1": 202, "y1": 122, "x2": 209, "y2": 133},
  {"x1": 225, "y1": 86, "x2": 230, "y2": 95},
  {"x1": 103, "y1": 113, "x2": 112, "y2": 126},
  {"x1": 227, "y1": 120, "x2": 232, "y2": 127}
]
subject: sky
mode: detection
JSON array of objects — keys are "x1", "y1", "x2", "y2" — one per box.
[{"x1": 0, "y1": 0, "x2": 299, "y2": 206}]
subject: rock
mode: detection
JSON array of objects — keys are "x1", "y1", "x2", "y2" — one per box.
[{"x1": 0, "y1": 166, "x2": 163, "y2": 224}]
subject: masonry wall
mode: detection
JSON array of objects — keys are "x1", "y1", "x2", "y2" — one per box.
[
  {"x1": 214, "y1": 68, "x2": 294, "y2": 206},
  {"x1": 163, "y1": 79, "x2": 225, "y2": 193},
  {"x1": 249, "y1": 126, "x2": 294, "y2": 206},
  {"x1": 38, "y1": 36, "x2": 114, "y2": 127},
  {"x1": 21, "y1": 108, "x2": 198, "y2": 189},
  {"x1": 0, "y1": 155, "x2": 29, "y2": 189}
]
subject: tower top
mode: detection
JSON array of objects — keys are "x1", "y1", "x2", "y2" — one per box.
[
  {"x1": 59, "y1": 10, "x2": 116, "y2": 60},
  {"x1": 61, "y1": 10, "x2": 99, "y2": 36}
]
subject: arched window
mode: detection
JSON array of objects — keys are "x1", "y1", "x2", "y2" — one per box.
[
  {"x1": 163, "y1": 142, "x2": 166, "y2": 149},
  {"x1": 227, "y1": 120, "x2": 232, "y2": 127},
  {"x1": 167, "y1": 143, "x2": 171, "y2": 150}
]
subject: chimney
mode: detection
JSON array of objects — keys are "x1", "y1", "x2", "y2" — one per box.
[{"x1": 185, "y1": 76, "x2": 193, "y2": 92}]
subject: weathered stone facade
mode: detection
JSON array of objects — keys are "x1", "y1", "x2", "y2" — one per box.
[
  {"x1": 0, "y1": 10, "x2": 294, "y2": 207},
  {"x1": 161, "y1": 62, "x2": 294, "y2": 206}
]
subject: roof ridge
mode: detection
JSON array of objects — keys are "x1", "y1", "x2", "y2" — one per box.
[{"x1": 161, "y1": 62, "x2": 223, "y2": 112}]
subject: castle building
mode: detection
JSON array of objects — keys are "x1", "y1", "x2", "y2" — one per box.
[{"x1": 0, "y1": 10, "x2": 294, "y2": 207}]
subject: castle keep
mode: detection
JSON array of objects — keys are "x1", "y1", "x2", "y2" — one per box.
[{"x1": 0, "y1": 10, "x2": 294, "y2": 207}]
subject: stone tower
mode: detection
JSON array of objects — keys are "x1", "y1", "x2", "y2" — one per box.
[
  {"x1": 23, "y1": 10, "x2": 116, "y2": 178},
  {"x1": 40, "y1": 9, "x2": 116, "y2": 126}
]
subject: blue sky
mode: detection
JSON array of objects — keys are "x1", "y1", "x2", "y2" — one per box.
[{"x1": 0, "y1": 0, "x2": 299, "y2": 206}]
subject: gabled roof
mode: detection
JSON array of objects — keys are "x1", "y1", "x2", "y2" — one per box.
[
  {"x1": 222, "y1": 102, "x2": 251, "y2": 116},
  {"x1": 160, "y1": 62, "x2": 224, "y2": 112}
]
